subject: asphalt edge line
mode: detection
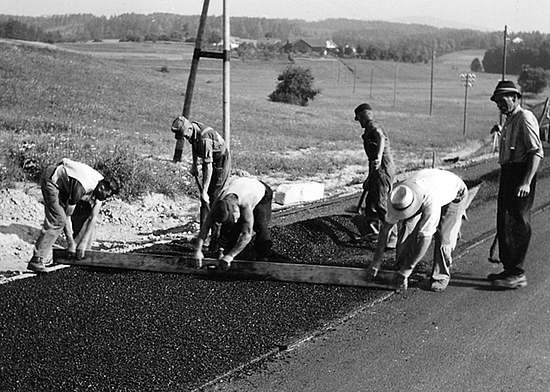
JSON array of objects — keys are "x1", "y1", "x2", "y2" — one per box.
[{"x1": 193, "y1": 291, "x2": 395, "y2": 391}]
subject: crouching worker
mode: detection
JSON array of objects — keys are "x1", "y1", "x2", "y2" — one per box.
[
  {"x1": 367, "y1": 168, "x2": 469, "y2": 292},
  {"x1": 28, "y1": 158, "x2": 120, "y2": 273},
  {"x1": 194, "y1": 177, "x2": 273, "y2": 270}
]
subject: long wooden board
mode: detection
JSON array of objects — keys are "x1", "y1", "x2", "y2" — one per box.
[{"x1": 53, "y1": 249, "x2": 400, "y2": 290}]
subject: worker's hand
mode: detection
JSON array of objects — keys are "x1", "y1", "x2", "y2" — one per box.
[
  {"x1": 75, "y1": 247, "x2": 86, "y2": 260},
  {"x1": 517, "y1": 183, "x2": 531, "y2": 198},
  {"x1": 372, "y1": 158, "x2": 381, "y2": 170},
  {"x1": 219, "y1": 254, "x2": 233, "y2": 271},
  {"x1": 67, "y1": 242, "x2": 77, "y2": 254},
  {"x1": 366, "y1": 266, "x2": 379, "y2": 280},
  {"x1": 490, "y1": 124, "x2": 502, "y2": 134},
  {"x1": 194, "y1": 249, "x2": 204, "y2": 268}
]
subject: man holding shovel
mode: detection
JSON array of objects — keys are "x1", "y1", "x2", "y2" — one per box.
[
  {"x1": 171, "y1": 116, "x2": 231, "y2": 244},
  {"x1": 351, "y1": 103, "x2": 396, "y2": 245}
]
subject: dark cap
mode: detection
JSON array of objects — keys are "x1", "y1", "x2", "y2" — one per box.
[
  {"x1": 212, "y1": 199, "x2": 232, "y2": 223},
  {"x1": 490, "y1": 80, "x2": 522, "y2": 102},
  {"x1": 354, "y1": 103, "x2": 372, "y2": 120},
  {"x1": 171, "y1": 115, "x2": 188, "y2": 132}
]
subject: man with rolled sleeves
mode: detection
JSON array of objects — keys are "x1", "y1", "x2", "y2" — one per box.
[
  {"x1": 487, "y1": 80, "x2": 544, "y2": 289},
  {"x1": 353, "y1": 103, "x2": 396, "y2": 246},
  {"x1": 367, "y1": 168, "x2": 469, "y2": 292},
  {"x1": 28, "y1": 158, "x2": 119, "y2": 273},
  {"x1": 171, "y1": 116, "x2": 230, "y2": 231}
]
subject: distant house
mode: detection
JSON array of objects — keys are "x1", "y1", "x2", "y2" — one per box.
[{"x1": 292, "y1": 38, "x2": 338, "y2": 56}]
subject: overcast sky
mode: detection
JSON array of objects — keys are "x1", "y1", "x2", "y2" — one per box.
[{"x1": 4, "y1": 0, "x2": 549, "y2": 34}]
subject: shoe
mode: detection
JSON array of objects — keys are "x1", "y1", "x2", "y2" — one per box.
[
  {"x1": 429, "y1": 279, "x2": 449, "y2": 292},
  {"x1": 394, "y1": 273, "x2": 408, "y2": 291},
  {"x1": 492, "y1": 274, "x2": 527, "y2": 289},
  {"x1": 487, "y1": 270, "x2": 512, "y2": 282},
  {"x1": 27, "y1": 257, "x2": 48, "y2": 273}
]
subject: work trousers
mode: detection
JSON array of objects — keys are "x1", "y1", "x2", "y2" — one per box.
[
  {"x1": 201, "y1": 152, "x2": 231, "y2": 240},
  {"x1": 218, "y1": 182, "x2": 273, "y2": 259},
  {"x1": 363, "y1": 166, "x2": 393, "y2": 236},
  {"x1": 497, "y1": 163, "x2": 536, "y2": 275},
  {"x1": 33, "y1": 165, "x2": 66, "y2": 260},
  {"x1": 397, "y1": 190, "x2": 469, "y2": 281}
]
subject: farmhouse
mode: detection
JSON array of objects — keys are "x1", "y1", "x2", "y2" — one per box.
[{"x1": 292, "y1": 38, "x2": 338, "y2": 56}]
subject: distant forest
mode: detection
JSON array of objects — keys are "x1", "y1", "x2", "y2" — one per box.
[{"x1": 1, "y1": 13, "x2": 550, "y2": 72}]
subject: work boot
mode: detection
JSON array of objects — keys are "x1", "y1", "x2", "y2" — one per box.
[
  {"x1": 429, "y1": 278, "x2": 449, "y2": 292},
  {"x1": 492, "y1": 274, "x2": 527, "y2": 289},
  {"x1": 487, "y1": 270, "x2": 512, "y2": 282},
  {"x1": 394, "y1": 273, "x2": 408, "y2": 291},
  {"x1": 27, "y1": 257, "x2": 48, "y2": 274}
]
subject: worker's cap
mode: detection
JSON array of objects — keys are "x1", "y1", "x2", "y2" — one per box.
[
  {"x1": 171, "y1": 115, "x2": 191, "y2": 133},
  {"x1": 386, "y1": 183, "x2": 423, "y2": 221},
  {"x1": 490, "y1": 80, "x2": 522, "y2": 102},
  {"x1": 211, "y1": 199, "x2": 233, "y2": 223},
  {"x1": 354, "y1": 103, "x2": 372, "y2": 120}
]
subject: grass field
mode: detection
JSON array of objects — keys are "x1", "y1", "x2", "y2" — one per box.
[{"x1": 2, "y1": 38, "x2": 547, "y2": 200}]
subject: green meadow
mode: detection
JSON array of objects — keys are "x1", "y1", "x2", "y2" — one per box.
[{"x1": 2, "y1": 39, "x2": 543, "y2": 200}]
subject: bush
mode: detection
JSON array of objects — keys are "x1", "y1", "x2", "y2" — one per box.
[
  {"x1": 470, "y1": 58, "x2": 484, "y2": 73},
  {"x1": 517, "y1": 66, "x2": 550, "y2": 95},
  {"x1": 268, "y1": 66, "x2": 320, "y2": 106}
]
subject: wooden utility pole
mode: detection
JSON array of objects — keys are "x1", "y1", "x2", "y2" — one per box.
[
  {"x1": 392, "y1": 64, "x2": 398, "y2": 107},
  {"x1": 430, "y1": 48, "x2": 435, "y2": 116},
  {"x1": 173, "y1": 0, "x2": 231, "y2": 161},
  {"x1": 222, "y1": 0, "x2": 230, "y2": 151}
]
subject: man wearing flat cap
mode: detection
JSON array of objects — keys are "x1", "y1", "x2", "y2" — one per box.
[
  {"x1": 194, "y1": 177, "x2": 273, "y2": 270},
  {"x1": 487, "y1": 80, "x2": 543, "y2": 289},
  {"x1": 353, "y1": 103, "x2": 396, "y2": 246},
  {"x1": 366, "y1": 168, "x2": 469, "y2": 292},
  {"x1": 171, "y1": 115, "x2": 231, "y2": 236}
]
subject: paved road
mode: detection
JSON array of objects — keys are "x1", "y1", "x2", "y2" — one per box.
[{"x1": 206, "y1": 177, "x2": 550, "y2": 391}]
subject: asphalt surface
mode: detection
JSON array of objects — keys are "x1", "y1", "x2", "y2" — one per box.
[
  {"x1": 204, "y1": 161, "x2": 550, "y2": 391},
  {"x1": 2, "y1": 154, "x2": 550, "y2": 391}
]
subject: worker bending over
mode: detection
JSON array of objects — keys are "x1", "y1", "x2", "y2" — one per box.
[{"x1": 194, "y1": 177, "x2": 273, "y2": 270}]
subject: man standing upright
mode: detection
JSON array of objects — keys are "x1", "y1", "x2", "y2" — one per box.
[
  {"x1": 353, "y1": 103, "x2": 396, "y2": 244},
  {"x1": 488, "y1": 80, "x2": 544, "y2": 289},
  {"x1": 171, "y1": 115, "x2": 231, "y2": 229}
]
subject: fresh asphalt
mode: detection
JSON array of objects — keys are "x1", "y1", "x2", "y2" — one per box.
[{"x1": 203, "y1": 168, "x2": 550, "y2": 391}]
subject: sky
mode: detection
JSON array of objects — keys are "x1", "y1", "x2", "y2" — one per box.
[{"x1": 4, "y1": 0, "x2": 550, "y2": 34}]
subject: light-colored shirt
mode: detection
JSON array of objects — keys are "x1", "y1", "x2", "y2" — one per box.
[
  {"x1": 386, "y1": 169, "x2": 466, "y2": 237},
  {"x1": 499, "y1": 106, "x2": 544, "y2": 165},
  {"x1": 219, "y1": 177, "x2": 266, "y2": 209}
]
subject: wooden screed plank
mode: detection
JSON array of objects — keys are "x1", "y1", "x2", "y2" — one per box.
[{"x1": 53, "y1": 250, "x2": 400, "y2": 290}]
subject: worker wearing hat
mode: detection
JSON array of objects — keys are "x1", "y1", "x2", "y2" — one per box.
[
  {"x1": 353, "y1": 103, "x2": 396, "y2": 246},
  {"x1": 487, "y1": 80, "x2": 543, "y2": 289},
  {"x1": 367, "y1": 168, "x2": 469, "y2": 291},
  {"x1": 171, "y1": 115, "x2": 231, "y2": 243},
  {"x1": 194, "y1": 177, "x2": 273, "y2": 270}
]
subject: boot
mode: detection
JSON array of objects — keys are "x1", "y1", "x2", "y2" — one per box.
[{"x1": 27, "y1": 256, "x2": 49, "y2": 273}]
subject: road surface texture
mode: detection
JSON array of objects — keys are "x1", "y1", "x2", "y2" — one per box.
[{"x1": 2, "y1": 154, "x2": 550, "y2": 391}]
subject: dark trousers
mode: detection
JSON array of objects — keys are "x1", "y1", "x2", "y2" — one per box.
[
  {"x1": 497, "y1": 163, "x2": 536, "y2": 275},
  {"x1": 219, "y1": 182, "x2": 273, "y2": 259}
]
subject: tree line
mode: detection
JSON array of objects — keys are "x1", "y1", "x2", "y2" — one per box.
[
  {"x1": 482, "y1": 32, "x2": 550, "y2": 75},
  {"x1": 1, "y1": 13, "x2": 549, "y2": 70}
]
